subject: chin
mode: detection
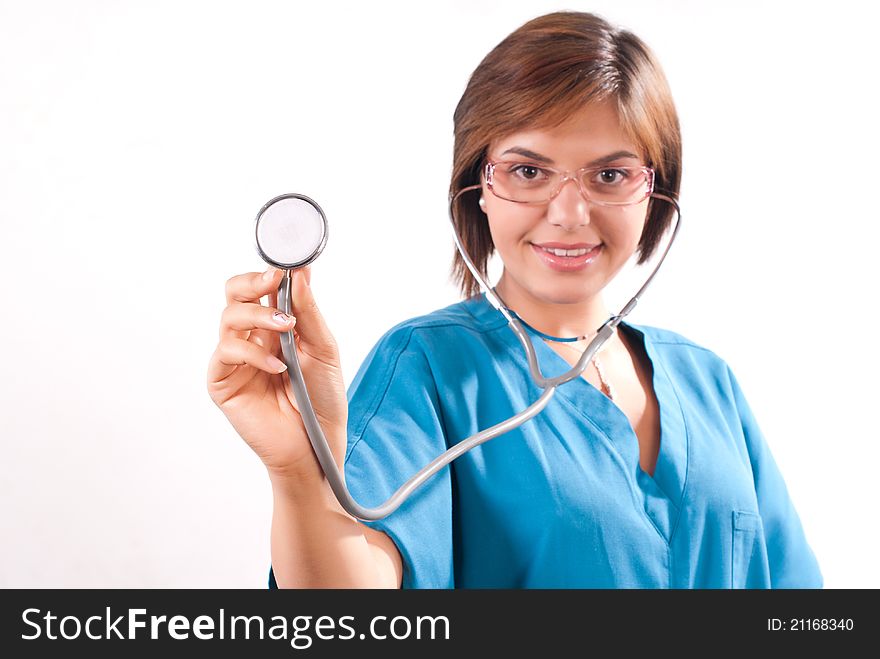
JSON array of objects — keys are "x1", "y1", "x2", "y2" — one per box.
[{"x1": 532, "y1": 281, "x2": 601, "y2": 306}]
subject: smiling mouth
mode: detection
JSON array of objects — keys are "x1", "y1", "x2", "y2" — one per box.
[
  {"x1": 529, "y1": 242, "x2": 602, "y2": 271},
  {"x1": 536, "y1": 245, "x2": 593, "y2": 257}
]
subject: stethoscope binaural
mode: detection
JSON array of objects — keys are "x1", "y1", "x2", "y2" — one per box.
[{"x1": 253, "y1": 187, "x2": 681, "y2": 521}]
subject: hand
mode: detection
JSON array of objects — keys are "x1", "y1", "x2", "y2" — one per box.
[{"x1": 207, "y1": 266, "x2": 348, "y2": 481}]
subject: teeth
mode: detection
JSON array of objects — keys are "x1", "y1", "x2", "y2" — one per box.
[{"x1": 542, "y1": 246, "x2": 591, "y2": 257}]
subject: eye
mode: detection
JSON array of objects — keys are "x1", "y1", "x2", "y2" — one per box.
[
  {"x1": 597, "y1": 168, "x2": 627, "y2": 185},
  {"x1": 510, "y1": 164, "x2": 548, "y2": 181}
]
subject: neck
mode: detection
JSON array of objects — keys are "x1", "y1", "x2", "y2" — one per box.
[{"x1": 494, "y1": 272, "x2": 612, "y2": 340}]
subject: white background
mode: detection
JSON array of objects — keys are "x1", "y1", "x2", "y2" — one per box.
[{"x1": 1, "y1": 0, "x2": 877, "y2": 588}]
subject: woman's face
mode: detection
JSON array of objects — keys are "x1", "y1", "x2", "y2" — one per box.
[{"x1": 481, "y1": 101, "x2": 650, "y2": 306}]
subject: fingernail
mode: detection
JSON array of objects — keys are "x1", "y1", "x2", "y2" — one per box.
[
  {"x1": 266, "y1": 355, "x2": 288, "y2": 373},
  {"x1": 262, "y1": 268, "x2": 275, "y2": 282},
  {"x1": 272, "y1": 311, "x2": 294, "y2": 326}
]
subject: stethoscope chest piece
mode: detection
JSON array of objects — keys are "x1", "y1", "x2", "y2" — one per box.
[{"x1": 254, "y1": 193, "x2": 328, "y2": 269}]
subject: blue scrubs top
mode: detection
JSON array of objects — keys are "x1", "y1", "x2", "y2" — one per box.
[{"x1": 271, "y1": 294, "x2": 822, "y2": 589}]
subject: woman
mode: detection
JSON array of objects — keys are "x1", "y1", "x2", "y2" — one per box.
[{"x1": 207, "y1": 11, "x2": 822, "y2": 588}]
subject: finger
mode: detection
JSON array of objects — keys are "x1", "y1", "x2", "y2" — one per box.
[
  {"x1": 257, "y1": 287, "x2": 281, "y2": 348},
  {"x1": 289, "y1": 267, "x2": 338, "y2": 361},
  {"x1": 254, "y1": 289, "x2": 282, "y2": 356},
  {"x1": 220, "y1": 301, "x2": 296, "y2": 341},
  {"x1": 250, "y1": 331, "x2": 270, "y2": 349},
  {"x1": 208, "y1": 337, "x2": 289, "y2": 384},
  {"x1": 225, "y1": 267, "x2": 283, "y2": 305}
]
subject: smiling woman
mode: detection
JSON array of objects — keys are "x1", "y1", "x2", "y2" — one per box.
[{"x1": 207, "y1": 10, "x2": 824, "y2": 589}]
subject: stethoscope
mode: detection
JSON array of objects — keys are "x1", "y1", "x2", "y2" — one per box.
[{"x1": 253, "y1": 186, "x2": 681, "y2": 521}]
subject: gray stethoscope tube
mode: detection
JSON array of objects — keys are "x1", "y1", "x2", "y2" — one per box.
[{"x1": 254, "y1": 188, "x2": 681, "y2": 521}]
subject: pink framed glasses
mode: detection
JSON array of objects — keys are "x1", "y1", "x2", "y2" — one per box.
[{"x1": 485, "y1": 160, "x2": 655, "y2": 206}]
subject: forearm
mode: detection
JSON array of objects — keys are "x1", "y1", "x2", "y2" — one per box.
[{"x1": 268, "y1": 470, "x2": 390, "y2": 588}]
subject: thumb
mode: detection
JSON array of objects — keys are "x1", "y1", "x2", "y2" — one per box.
[{"x1": 289, "y1": 267, "x2": 336, "y2": 357}]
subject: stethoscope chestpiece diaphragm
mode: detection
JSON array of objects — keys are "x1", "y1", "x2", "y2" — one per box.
[{"x1": 254, "y1": 193, "x2": 328, "y2": 270}]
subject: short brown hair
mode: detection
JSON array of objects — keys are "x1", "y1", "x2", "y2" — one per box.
[{"x1": 449, "y1": 11, "x2": 682, "y2": 299}]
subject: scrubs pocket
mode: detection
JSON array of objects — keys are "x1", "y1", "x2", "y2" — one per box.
[{"x1": 731, "y1": 510, "x2": 771, "y2": 589}]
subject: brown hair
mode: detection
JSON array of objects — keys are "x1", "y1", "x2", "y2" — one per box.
[{"x1": 449, "y1": 11, "x2": 682, "y2": 299}]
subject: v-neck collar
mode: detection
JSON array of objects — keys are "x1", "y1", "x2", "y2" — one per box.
[{"x1": 462, "y1": 293, "x2": 690, "y2": 544}]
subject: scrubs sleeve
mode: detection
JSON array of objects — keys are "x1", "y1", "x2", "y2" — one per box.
[
  {"x1": 727, "y1": 366, "x2": 824, "y2": 588},
  {"x1": 342, "y1": 325, "x2": 454, "y2": 589}
]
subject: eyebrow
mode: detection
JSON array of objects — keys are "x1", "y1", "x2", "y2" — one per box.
[{"x1": 499, "y1": 147, "x2": 642, "y2": 167}]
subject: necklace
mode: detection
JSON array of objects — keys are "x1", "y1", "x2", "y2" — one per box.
[{"x1": 552, "y1": 338, "x2": 614, "y2": 400}]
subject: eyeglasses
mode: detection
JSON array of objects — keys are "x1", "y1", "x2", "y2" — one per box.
[{"x1": 484, "y1": 160, "x2": 655, "y2": 206}]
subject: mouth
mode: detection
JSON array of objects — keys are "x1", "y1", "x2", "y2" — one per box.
[{"x1": 530, "y1": 242, "x2": 602, "y2": 272}]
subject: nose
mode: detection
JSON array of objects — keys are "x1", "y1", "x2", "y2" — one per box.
[{"x1": 546, "y1": 176, "x2": 590, "y2": 230}]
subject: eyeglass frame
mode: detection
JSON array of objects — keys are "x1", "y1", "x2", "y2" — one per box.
[{"x1": 483, "y1": 159, "x2": 656, "y2": 207}]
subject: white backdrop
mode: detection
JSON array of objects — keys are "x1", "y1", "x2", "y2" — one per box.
[{"x1": 1, "y1": 0, "x2": 877, "y2": 588}]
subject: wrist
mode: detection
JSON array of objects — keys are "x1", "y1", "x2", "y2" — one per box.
[
  {"x1": 268, "y1": 464, "x2": 354, "y2": 521},
  {"x1": 263, "y1": 428, "x2": 348, "y2": 486},
  {"x1": 267, "y1": 462, "x2": 325, "y2": 494},
  {"x1": 267, "y1": 433, "x2": 347, "y2": 495}
]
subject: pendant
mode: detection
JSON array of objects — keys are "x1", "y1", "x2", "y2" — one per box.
[{"x1": 592, "y1": 355, "x2": 614, "y2": 401}]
